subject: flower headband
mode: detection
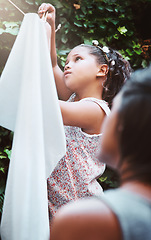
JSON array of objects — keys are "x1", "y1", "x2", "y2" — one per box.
[{"x1": 92, "y1": 40, "x2": 115, "y2": 66}]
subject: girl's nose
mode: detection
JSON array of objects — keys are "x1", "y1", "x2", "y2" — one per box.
[{"x1": 64, "y1": 62, "x2": 71, "y2": 71}]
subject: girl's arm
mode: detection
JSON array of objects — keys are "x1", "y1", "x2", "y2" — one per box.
[
  {"x1": 38, "y1": 3, "x2": 72, "y2": 100},
  {"x1": 59, "y1": 100, "x2": 106, "y2": 135}
]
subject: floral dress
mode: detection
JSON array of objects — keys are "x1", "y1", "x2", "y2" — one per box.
[{"x1": 47, "y1": 94, "x2": 110, "y2": 221}]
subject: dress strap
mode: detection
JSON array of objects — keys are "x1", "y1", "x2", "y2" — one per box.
[
  {"x1": 67, "y1": 94, "x2": 110, "y2": 116},
  {"x1": 80, "y1": 97, "x2": 110, "y2": 116}
]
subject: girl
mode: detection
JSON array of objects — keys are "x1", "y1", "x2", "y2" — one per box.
[
  {"x1": 38, "y1": 3, "x2": 132, "y2": 221},
  {"x1": 50, "y1": 66, "x2": 151, "y2": 240}
]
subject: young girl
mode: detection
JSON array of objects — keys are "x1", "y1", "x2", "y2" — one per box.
[{"x1": 38, "y1": 3, "x2": 132, "y2": 221}]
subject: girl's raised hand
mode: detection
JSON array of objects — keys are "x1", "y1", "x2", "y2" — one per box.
[{"x1": 38, "y1": 3, "x2": 55, "y2": 26}]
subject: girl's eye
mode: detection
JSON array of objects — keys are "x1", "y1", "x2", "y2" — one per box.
[
  {"x1": 75, "y1": 56, "x2": 82, "y2": 61},
  {"x1": 65, "y1": 61, "x2": 69, "y2": 66}
]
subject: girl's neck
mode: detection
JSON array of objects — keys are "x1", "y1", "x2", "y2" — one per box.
[
  {"x1": 75, "y1": 87, "x2": 103, "y2": 101},
  {"x1": 74, "y1": 79, "x2": 104, "y2": 101},
  {"x1": 75, "y1": 93, "x2": 102, "y2": 101}
]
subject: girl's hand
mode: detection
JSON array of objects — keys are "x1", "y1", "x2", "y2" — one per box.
[{"x1": 38, "y1": 3, "x2": 55, "y2": 27}]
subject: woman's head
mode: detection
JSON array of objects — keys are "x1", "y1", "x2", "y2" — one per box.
[
  {"x1": 99, "y1": 66, "x2": 151, "y2": 184},
  {"x1": 77, "y1": 44, "x2": 132, "y2": 108}
]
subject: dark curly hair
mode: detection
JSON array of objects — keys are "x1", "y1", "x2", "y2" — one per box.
[{"x1": 79, "y1": 44, "x2": 132, "y2": 108}]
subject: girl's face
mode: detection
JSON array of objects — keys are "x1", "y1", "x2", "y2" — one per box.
[
  {"x1": 63, "y1": 46, "x2": 101, "y2": 92},
  {"x1": 98, "y1": 94, "x2": 121, "y2": 169}
]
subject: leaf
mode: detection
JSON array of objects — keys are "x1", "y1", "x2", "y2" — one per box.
[
  {"x1": 81, "y1": 6, "x2": 87, "y2": 15},
  {"x1": 98, "y1": 6, "x2": 104, "y2": 11},
  {"x1": 0, "y1": 156, "x2": 7, "y2": 159},
  {"x1": 141, "y1": 59, "x2": 148, "y2": 68},
  {"x1": 84, "y1": 39, "x2": 92, "y2": 45},
  {"x1": 74, "y1": 21, "x2": 83, "y2": 27},
  {"x1": 126, "y1": 48, "x2": 133, "y2": 56},
  {"x1": 4, "y1": 149, "x2": 11, "y2": 159},
  {"x1": 117, "y1": 26, "x2": 128, "y2": 35},
  {"x1": 5, "y1": 27, "x2": 19, "y2": 35},
  {"x1": 61, "y1": 35, "x2": 68, "y2": 44},
  {"x1": 134, "y1": 49, "x2": 142, "y2": 55},
  {"x1": 0, "y1": 168, "x2": 5, "y2": 173},
  {"x1": 99, "y1": 25, "x2": 106, "y2": 30},
  {"x1": 113, "y1": 33, "x2": 119, "y2": 39},
  {"x1": 106, "y1": 7, "x2": 113, "y2": 12}
]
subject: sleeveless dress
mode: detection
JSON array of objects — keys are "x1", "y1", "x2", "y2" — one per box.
[
  {"x1": 47, "y1": 94, "x2": 110, "y2": 221},
  {"x1": 102, "y1": 189, "x2": 151, "y2": 240}
]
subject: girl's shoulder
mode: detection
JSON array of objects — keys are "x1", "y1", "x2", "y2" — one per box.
[
  {"x1": 68, "y1": 93, "x2": 110, "y2": 116},
  {"x1": 80, "y1": 97, "x2": 110, "y2": 117}
]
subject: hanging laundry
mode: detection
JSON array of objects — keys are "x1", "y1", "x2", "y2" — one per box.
[{"x1": 0, "y1": 13, "x2": 66, "y2": 240}]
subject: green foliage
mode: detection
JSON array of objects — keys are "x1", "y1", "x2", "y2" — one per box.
[
  {"x1": 0, "y1": 0, "x2": 151, "y2": 219},
  {"x1": 0, "y1": 0, "x2": 151, "y2": 73},
  {"x1": 0, "y1": 127, "x2": 12, "y2": 221},
  {"x1": 98, "y1": 167, "x2": 120, "y2": 190}
]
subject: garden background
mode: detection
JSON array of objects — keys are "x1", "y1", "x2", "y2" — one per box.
[{"x1": 0, "y1": 0, "x2": 151, "y2": 221}]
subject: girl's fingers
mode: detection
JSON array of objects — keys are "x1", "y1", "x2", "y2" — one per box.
[{"x1": 38, "y1": 3, "x2": 55, "y2": 14}]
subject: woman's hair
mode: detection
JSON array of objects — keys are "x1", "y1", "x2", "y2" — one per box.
[
  {"x1": 117, "y1": 66, "x2": 151, "y2": 184},
  {"x1": 79, "y1": 44, "x2": 132, "y2": 108}
]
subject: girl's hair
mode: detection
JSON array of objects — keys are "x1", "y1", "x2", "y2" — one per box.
[
  {"x1": 117, "y1": 66, "x2": 151, "y2": 184},
  {"x1": 79, "y1": 44, "x2": 132, "y2": 108}
]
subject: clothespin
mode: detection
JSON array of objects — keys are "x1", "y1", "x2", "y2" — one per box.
[
  {"x1": 41, "y1": 11, "x2": 61, "y2": 33},
  {"x1": 8, "y1": 0, "x2": 25, "y2": 15},
  {"x1": 41, "y1": 11, "x2": 48, "y2": 23},
  {"x1": 55, "y1": 24, "x2": 61, "y2": 33}
]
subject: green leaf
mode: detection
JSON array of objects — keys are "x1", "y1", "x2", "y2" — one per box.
[
  {"x1": 99, "y1": 25, "x2": 106, "y2": 30},
  {"x1": 141, "y1": 59, "x2": 148, "y2": 68},
  {"x1": 0, "y1": 156, "x2": 6, "y2": 159},
  {"x1": 5, "y1": 27, "x2": 19, "y2": 35},
  {"x1": 106, "y1": 7, "x2": 113, "y2": 12},
  {"x1": 61, "y1": 35, "x2": 68, "y2": 44},
  {"x1": 117, "y1": 26, "x2": 128, "y2": 35},
  {"x1": 4, "y1": 149, "x2": 11, "y2": 159},
  {"x1": 126, "y1": 48, "x2": 133, "y2": 56},
  {"x1": 74, "y1": 21, "x2": 83, "y2": 27},
  {"x1": 134, "y1": 49, "x2": 142, "y2": 55},
  {"x1": 98, "y1": 6, "x2": 104, "y2": 11},
  {"x1": 81, "y1": 6, "x2": 87, "y2": 15},
  {"x1": 0, "y1": 168, "x2": 5, "y2": 173},
  {"x1": 113, "y1": 33, "x2": 119, "y2": 39},
  {"x1": 112, "y1": 19, "x2": 119, "y2": 25}
]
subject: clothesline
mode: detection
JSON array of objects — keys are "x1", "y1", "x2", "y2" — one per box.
[{"x1": 8, "y1": 0, "x2": 25, "y2": 15}]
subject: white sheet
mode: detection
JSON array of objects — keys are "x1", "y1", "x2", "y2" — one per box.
[{"x1": 0, "y1": 13, "x2": 66, "y2": 240}]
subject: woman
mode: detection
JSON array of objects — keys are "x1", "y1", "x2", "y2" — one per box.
[{"x1": 50, "y1": 66, "x2": 151, "y2": 240}]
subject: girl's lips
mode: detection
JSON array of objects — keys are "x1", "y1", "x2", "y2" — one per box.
[{"x1": 64, "y1": 71, "x2": 71, "y2": 76}]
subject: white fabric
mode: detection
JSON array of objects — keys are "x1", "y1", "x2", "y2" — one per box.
[{"x1": 0, "y1": 13, "x2": 66, "y2": 240}]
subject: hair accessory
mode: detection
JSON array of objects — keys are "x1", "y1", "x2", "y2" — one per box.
[
  {"x1": 92, "y1": 40, "x2": 109, "y2": 63},
  {"x1": 102, "y1": 46, "x2": 110, "y2": 54},
  {"x1": 92, "y1": 40, "x2": 99, "y2": 46},
  {"x1": 111, "y1": 60, "x2": 115, "y2": 66}
]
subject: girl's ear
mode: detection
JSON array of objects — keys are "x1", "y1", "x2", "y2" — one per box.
[{"x1": 97, "y1": 64, "x2": 108, "y2": 77}]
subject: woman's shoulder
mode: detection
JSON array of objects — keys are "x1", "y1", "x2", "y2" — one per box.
[{"x1": 51, "y1": 197, "x2": 122, "y2": 240}]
